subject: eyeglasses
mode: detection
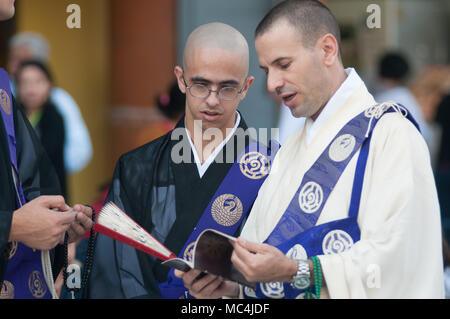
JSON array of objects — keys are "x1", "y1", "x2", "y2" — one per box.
[{"x1": 182, "y1": 77, "x2": 245, "y2": 101}]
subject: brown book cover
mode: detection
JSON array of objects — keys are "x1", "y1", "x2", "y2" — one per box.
[{"x1": 162, "y1": 229, "x2": 256, "y2": 289}]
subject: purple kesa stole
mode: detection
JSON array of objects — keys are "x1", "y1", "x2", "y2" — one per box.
[{"x1": 0, "y1": 68, "x2": 51, "y2": 299}]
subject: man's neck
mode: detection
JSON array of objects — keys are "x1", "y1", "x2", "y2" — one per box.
[
  {"x1": 186, "y1": 113, "x2": 238, "y2": 164},
  {"x1": 310, "y1": 68, "x2": 348, "y2": 122}
]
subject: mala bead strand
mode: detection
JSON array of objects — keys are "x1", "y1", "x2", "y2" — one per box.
[
  {"x1": 81, "y1": 211, "x2": 96, "y2": 289},
  {"x1": 63, "y1": 205, "x2": 97, "y2": 298}
]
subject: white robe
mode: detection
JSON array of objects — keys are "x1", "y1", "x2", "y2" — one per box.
[{"x1": 240, "y1": 70, "x2": 444, "y2": 298}]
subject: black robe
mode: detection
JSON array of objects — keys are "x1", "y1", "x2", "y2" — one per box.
[
  {"x1": 33, "y1": 102, "x2": 67, "y2": 198},
  {"x1": 0, "y1": 97, "x2": 64, "y2": 287},
  {"x1": 88, "y1": 115, "x2": 259, "y2": 298}
]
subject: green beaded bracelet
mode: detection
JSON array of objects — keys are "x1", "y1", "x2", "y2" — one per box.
[{"x1": 311, "y1": 256, "x2": 322, "y2": 299}]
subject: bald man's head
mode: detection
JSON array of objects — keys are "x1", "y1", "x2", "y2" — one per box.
[{"x1": 183, "y1": 22, "x2": 250, "y2": 76}]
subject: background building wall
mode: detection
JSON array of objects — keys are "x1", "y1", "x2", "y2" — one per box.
[{"x1": 109, "y1": 0, "x2": 177, "y2": 162}]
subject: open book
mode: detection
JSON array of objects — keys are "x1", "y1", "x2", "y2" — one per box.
[
  {"x1": 94, "y1": 202, "x2": 256, "y2": 289},
  {"x1": 162, "y1": 229, "x2": 256, "y2": 289}
]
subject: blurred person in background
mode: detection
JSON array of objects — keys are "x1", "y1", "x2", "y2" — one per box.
[
  {"x1": 16, "y1": 60, "x2": 67, "y2": 198},
  {"x1": 411, "y1": 65, "x2": 450, "y2": 298},
  {"x1": 156, "y1": 80, "x2": 186, "y2": 131},
  {"x1": 135, "y1": 80, "x2": 186, "y2": 146},
  {"x1": 374, "y1": 52, "x2": 432, "y2": 147},
  {"x1": 7, "y1": 32, "x2": 93, "y2": 174}
]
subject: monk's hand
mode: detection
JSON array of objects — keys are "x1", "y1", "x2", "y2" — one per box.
[
  {"x1": 174, "y1": 269, "x2": 239, "y2": 299},
  {"x1": 66, "y1": 204, "x2": 94, "y2": 244},
  {"x1": 231, "y1": 237, "x2": 298, "y2": 283},
  {"x1": 9, "y1": 195, "x2": 74, "y2": 250}
]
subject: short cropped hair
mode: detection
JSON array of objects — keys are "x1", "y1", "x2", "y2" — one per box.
[{"x1": 255, "y1": 0, "x2": 341, "y2": 50}]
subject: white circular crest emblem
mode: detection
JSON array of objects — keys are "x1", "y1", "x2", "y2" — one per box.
[
  {"x1": 329, "y1": 134, "x2": 356, "y2": 162},
  {"x1": 286, "y1": 244, "x2": 308, "y2": 260},
  {"x1": 295, "y1": 292, "x2": 316, "y2": 299},
  {"x1": 260, "y1": 282, "x2": 285, "y2": 299},
  {"x1": 298, "y1": 181, "x2": 323, "y2": 214},
  {"x1": 322, "y1": 230, "x2": 354, "y2": 255},
  {"x1": 244, "y1": 286, "x2": 257, "y2": 298},
  {"x1": 239, "y1": 152, "x2": 270, "y2": 180}
]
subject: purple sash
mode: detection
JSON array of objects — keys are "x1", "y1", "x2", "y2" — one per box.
[
  {"x1": 159, "y1": 140, "x2": 279, "y2": 299},
  {"x1": 242, "y1": 104, "x2": 419, "y2": 299},
  {"x1": 0, "y1": 68, "x2": 51, "y2": 299}
]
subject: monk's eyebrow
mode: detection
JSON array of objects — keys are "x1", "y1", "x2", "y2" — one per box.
[
  {"x1": 189, "y1": 76, "x2": 210, "y2": 83},
  {"x1": 259, "y1": 57, "x2": 291, "y2": 71},
  {"x1": 189, "y1": 76, "x2": 240, "y2": 86},
  {"x1": 271, "y1": 57, "x2": 290, "y2": 65}
]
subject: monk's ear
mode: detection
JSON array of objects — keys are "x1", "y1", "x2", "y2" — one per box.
[
  {"x1": 174, "y1": 66, "x2": 186, "y2": 94},
  {"x1": 317, "y1": 33, "x2": 339, "y2": 67},
  {"x1": 239, "y1": 76, "x2": 255, "y2": 100}
]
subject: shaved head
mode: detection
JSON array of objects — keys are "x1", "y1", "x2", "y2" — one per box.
[
  {"x1": 183, "y1": 22, "x2": 250, "y2": 76},
  {"x1": 174, "y1": 22, "x2": 254, "y2": 139}
]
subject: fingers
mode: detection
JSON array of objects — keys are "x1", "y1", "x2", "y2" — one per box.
[
  {"x1": 72, "y1": 204, "x2": 93, "y2": 219},
  {"x1": 231, "y1": 248, "x2": 250, "y2": 278},
  {"x1": 57, "y1": 210, "x2": 76, "y2": 225},
  {"x1": 192, "y1": 276, "x2": 224, "y2": 298},
  {"x1": 73, "y1": 210, "x2": 93, "y2": 230},
  {"x1": 68, "y1": 221, "x2": 85, "y2": 236},
  {"x1": 232, "y1": 238, "x2": 258, "y2": 264},
  {"x1": 65, "y1": 205, "x2": 94, "y2": 244},
  {"x1": 231, "y1": 238, "x2": 274, "y2": 283},
  {"x1": 188, "y1": 273, "x2": 223, "y2": 298},
  {"x1": 38, "y1": 195, "x2": 68, "y2": 211},
  {"x1": 237, "y1": 237, "x2": 266, "y2": 254},
  {"x1": 177, "y1": 269, "x2": 219, "y2": 297},
  {"x1": 180, "y1": 269, "x2": 203, "y2": 287}
]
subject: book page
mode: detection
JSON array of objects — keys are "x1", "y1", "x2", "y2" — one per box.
[{"x1": 162, "y1": 258, "x2": 193, "y2": 272}]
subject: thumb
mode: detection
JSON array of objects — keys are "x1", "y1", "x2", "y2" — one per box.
[
  {"x1": 236, "y1": 237, "x2": 265, "y2": 254},
  {"x1": 39, "y1": 195, "x2": 68, "y2": 211},
  {"x1": 57, "y1": 210, "x2": 76, "y2": 225}
]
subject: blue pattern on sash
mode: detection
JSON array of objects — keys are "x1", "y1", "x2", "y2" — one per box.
[
  {"x1": 0, "y1": 68, "x2": 51, "y2": 299},
  {"x1": 242, "y1": 103, "x2": 419, "y2": 299},
  {"x1": 159, "y1": 140, "x2": 280, "y2": 299}
]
